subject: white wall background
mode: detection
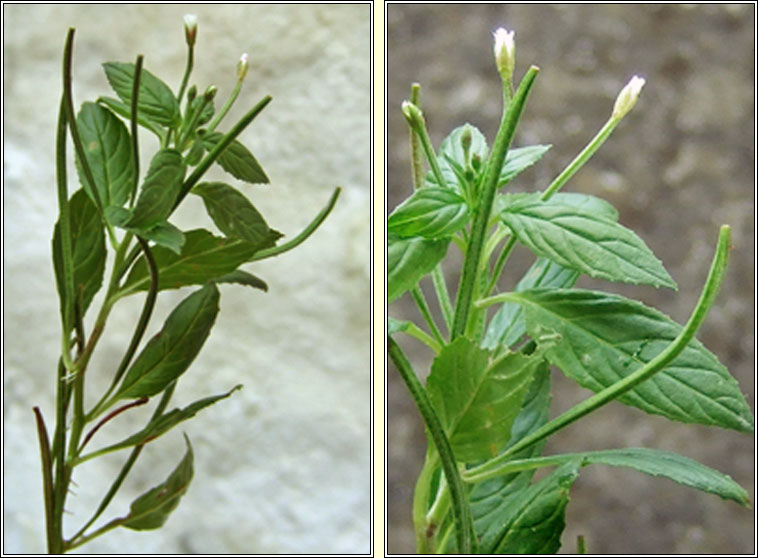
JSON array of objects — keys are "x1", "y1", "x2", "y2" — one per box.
[{"x1": 3, "y1": 4, "x2": 371, "y2": 554}]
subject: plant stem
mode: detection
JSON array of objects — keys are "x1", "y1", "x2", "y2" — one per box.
[
  {"x1": 388, "y1": 336, "x2": 476, "y2": 553},
  {"x1": 249, "y1": 187, "x2": 341, "y2": 261},
  {"x1": 469, "y1": 225, "x2": 732, "y2": 478},
  {"x1": 206, "y1": 78, "x2": 243, "y2": 135},
  {"x1": 34, "y1": 407, "x2": 59, "y2": 554},
  {"x1": 175, "y1": 95, "x2": 272, "y2": 208},
  {"x1": 67, "y1": 383, "x2": 177, "y2": 551},
  {"x1": 412, "y1": 453, "x2": 440, "y2": 553},
  {"x1": 129, "y1": 54, "x2": 143, "y2": 207},
  {"x1": 451, "y1": 66, "x2": 539, "y2": 340},
  {"x1": 410, "y1": 286, "x2": 445, "y2": 347},
  {"x1": 431, "y1": 265, "x2": 454, "y2": 332},
  {"x1": 540, "y1": 115, "x2": 620, "y2": 201},
  {"x1": 88, "y1": 237, "x2": 159, "y2": 419},
  {"x1": 176, "y1": 43, "x2": 194, "y2": 106}
]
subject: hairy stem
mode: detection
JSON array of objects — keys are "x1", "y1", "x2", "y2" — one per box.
[
  {"x1": 388, "y1": 337, "x2": 476, "y2": 553},
  {"x1": 451, "y1": 66, "x2": 539, "y2": 340}
]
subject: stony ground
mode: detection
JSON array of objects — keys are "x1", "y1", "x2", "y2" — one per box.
[{"x1": 387, "y1": 4, "x2": 754, "y2": 554}]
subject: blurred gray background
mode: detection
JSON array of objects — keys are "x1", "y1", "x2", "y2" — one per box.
[
  {"x1": 4, "y1": 4, "x2": 370, "y2": 554},
  {"x1": 388, "y1": 4, "x2": 754, "y2": 554}
]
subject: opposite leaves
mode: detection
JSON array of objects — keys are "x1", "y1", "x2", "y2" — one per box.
[{"x1": 114, "y1": 284, "x2": 220, "y2": 400}]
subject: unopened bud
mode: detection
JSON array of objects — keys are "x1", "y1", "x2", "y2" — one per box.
[
  {"x1": 184, "y1": 14, "x2": 198, "y2": 47},
  {"x1": 203, "y1": 85, "x2": 218, "y2": 102},
  {"x1": 401, "y1": 100, "x2": 425, "y2": 132},
  {"x1": 187, "y1": 84, "x2": 197, "y2": 103},
  {"x1": 237, "y1": 53, "x2": 249, "y2": 82},
  {"x1": 493, "y1": 28, "x2": 515, "y2": 82},
  {"x1": 612, "y1": 75, "x2": 645, "y2": 119},
  {"x1": 460, "y1": 125, "x2": 473, "y2": 161}
]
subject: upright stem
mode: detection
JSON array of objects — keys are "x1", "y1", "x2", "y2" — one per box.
[
  {"x1": 388, "y1": 337, "x2": 476, "y2": 553},
  {"x1": 450, "y1": 67, "x2": 539, "y2": 340},
  {"x1": 34, "y1": 407, "x2": 59, "y2": 554}
]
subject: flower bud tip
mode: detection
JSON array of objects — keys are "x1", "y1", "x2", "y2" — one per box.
[
  {"x1": 613, "y1": 75, "x2": 645, "y2": 119},
  {"x1": 184, "y1": 14, "x2": 198, "y2": 46},
  {"x1": 493, "y1": 27, "x2": 515, "y2": 81}
]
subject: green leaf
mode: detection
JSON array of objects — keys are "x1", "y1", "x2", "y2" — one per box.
[
  {"x1": 498, "y1": 144, "x2": 552, "y2": 187},
  {"x1": 97, "y1": 96, "x2": 165, "y2": 140},
  {"x1": 426, "y1": 338, "x2": 549, "y2": 462},
  {"x1": 121, "y1": 229, "x2": 281, "y2": 293},
  {"x1": 75, "y1": 102, "x2": 135, "y2": 209},
  {"x1": 578, "y1": 448, "x2": 750, "y2": 506},
  {"x1": 425, "y1": 124, "x2": 489, "y2": 190},
  {"x1": 483, "y1": 257, "x2": 579, "y2": 350},
  {"x1": 387, "y1": 234, "x2": 449, "y2": 303},
  {"x1": 489, "y1": 460, "x2": 581, "y2": 553},
  {"x1": 103, "y1": 62, "x2": 180, "y2": 128},
  {"x1": 213, "y1": 270, "x2": 268, "y2": 292},
  {"x1": 52, "y1": 189, "x2": 106, "y2": 323},
  {"x1": 122, "y1": 435, "x2": 193, "y2": 530},
  {"x1": 138, "y1": 220, "x2": 185, "y2": 255},
  {"x1": 471, "y1": 364, "x2": 554, "y2": 552},
  {"x1": 510, "y1": 288, "x2": 754, "y2": 432},
  {"x1": 125, "y1": 149, "x2": 186, "y2": 230},
  {"x1": 496, "y1": 192, "x2": 619, "y2": 223},
  {"x1": 91, "y1": 386, "x2": 241, "y2": 455},
  {"x1": 192, "y1": 182, "x2": 272, "y2": 243},
  {"x1": 114, "y1": 284, "x2": 220, "y2": 400},
  {"x1": 388, "y1": 188, "x2": 469, "y2": 238},
  {"x1": 501, "y1": 193, "x2": 676, "y2": 289},
  {"x1": 201, "y1": 131, "x2": 269, "y2": 185}
]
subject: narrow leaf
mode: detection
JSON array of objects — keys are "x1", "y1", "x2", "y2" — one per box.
[
  {"x1": 103, "y1": 62, "x2": 180, "y2": 127},
  {"x1": 426, "y1": 338, "x2": 550, "y2": 462},
  {"x1": 213, "y1": 270, "x2": 268, "y2": 292},
  {"x1": 75, "y1": 102, "x2": 135, "y2": 209},
  {"x1": 388, "y1": 188, "x2": 469, "y2": 238},
  {"x1": 126, "y1": 149, "x2": 186, "y2": 230},
  {"x1": 122, "y1": 435, "x2": 193, "y2": 530},
  {"x1": 114, "y1": 284, "x2": 220, "y2": 399},
  {"x1": 387, "y1": 234, "x2": 449, "y2": 303},
  {"x1": 192, "y1": 181, "x2": 272, "y2": 243},
  {"x1": 510, "y1": 288, "x2": 754, "y2": 432},
  {"x1": 501, "y1": 193, "x2": 677, "y2": 289},
  {"x1": 121, "y1": 228, "x2": 281, "y2": 293},
  {"x1": 579, "y1": 448, "x2": 749, "y2": 506},
  {"x1": 201, "y1": 131, "x2": 269, "y2": 184},
  {"x1": 90, "y1": 386, "x2": 241, "y2": 455},
  {"x1": 52, "y1": 189, "x2": 106, "y2": 322}
]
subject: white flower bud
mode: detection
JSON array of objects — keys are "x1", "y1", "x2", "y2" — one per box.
[
  {"x1": 237, "y1": 53, "x2": 249, "y2": 82},
  {"x1": 493, "y1": 28, "x2": 515, "y2": 82},
  {"x1": 612, "y1": 75, "x2": 645, "y2": 119},
  {"x1": 184, "y1": 14, "x2": 198, "y2": 46}
]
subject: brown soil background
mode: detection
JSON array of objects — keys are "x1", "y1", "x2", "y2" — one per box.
[{"x1": 387, "y1": 4, "x2": 755, "y2": 554}]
